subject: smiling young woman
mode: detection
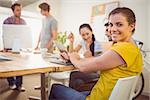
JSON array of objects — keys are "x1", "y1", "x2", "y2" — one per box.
[{"x1": 49, "y1": 7, "x2": 143, "y2": 100}]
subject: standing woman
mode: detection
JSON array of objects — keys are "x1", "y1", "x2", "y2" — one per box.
[{"x1": 49, "y1": 7, "x2": 143, "y2": 100}]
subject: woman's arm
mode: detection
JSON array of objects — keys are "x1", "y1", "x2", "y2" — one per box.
[
  {"x1": 69, "y1": 50, "x2": 126, "y2": 72},
  {"x1": 69, "y1": 43, "x2": 82, "y2": 53},
  {"x1": 68, "y1": 33, "x2": 82, "y2": 52}
]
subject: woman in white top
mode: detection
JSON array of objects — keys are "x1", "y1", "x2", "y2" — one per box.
[
  {"x1": 68, "y1": 24, "x2": 102, "y2": 57},
  {"x1": 68, "y1": 23, "x2": 102, "y2": 91}
]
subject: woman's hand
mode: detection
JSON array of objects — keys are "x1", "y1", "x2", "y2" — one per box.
[
  {"x1": 60, "y1": 52, "x2": 70, "y2": 61},
  {"x1": 69, "y1": 52, "x2": 80, "y2": 61},
  {"x1": 60, "y1": 52, "x2": 81, "y2": 65},
  {"x1": 68, "y1": 32, "x2": 74, "y2": 43},
  {"x1": 83, "y1": 50, "x2": 92, "y2": 58}
]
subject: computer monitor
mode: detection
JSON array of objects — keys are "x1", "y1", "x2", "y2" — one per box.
[{"x1": 2, "y1": 24, "x2": 33, "y2": 50}]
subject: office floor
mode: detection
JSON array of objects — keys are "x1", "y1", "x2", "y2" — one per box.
[{"x1": 0, "y1": 74, "x2": 149, "y2": 100}]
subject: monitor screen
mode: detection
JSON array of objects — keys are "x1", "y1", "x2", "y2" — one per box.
[{"x1": 2, "y1": 24, "x2": 33, "y2": 49}]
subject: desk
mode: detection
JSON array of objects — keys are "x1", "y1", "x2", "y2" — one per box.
[{"x1": 0, "y1": 52, "x2": 75, "y2": 100}]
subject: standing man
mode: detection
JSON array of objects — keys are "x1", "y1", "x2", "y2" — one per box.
[
  {"x1": 3, "y1": 3, "x2": 26, "y2": 91},
  {"x1": 3, "y1": 3, "x2": 26, "y2": 25},
  {"x1": 35, "y1": 2, "x2": 57, "y2": 53}
]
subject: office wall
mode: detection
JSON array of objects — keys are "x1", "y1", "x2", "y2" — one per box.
[
  {"x1": 59, "y1": 0, "x2": 117, "y2": 43},
  {"x1": 23, "y1": 0, "x2": 115, "y2": 44},
  {"x1": 148, "y1": 0, "x2": 150, "y2": 50},
  {"x1": 57, "y1": 0, "x2": 150, "y2": 52},
  {"x1": 23, "y1": 0, "x2": 61, "y2": 32}
]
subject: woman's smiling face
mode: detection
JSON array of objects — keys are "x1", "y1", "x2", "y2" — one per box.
[
  {"x1": 80, "y1": 27, "x2": 93, "y2": 42},
  {"x1": 109, "y1": 13, "x2": 135, "y2": 42}
]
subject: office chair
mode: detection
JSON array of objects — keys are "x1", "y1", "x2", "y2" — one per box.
[{"x1": 109, "y1": 76, "x2": 139, "y2": 100}]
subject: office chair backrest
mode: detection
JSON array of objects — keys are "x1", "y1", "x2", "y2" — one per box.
[{"x1": 109, "y1": 76, "x2": 138, "y2": 100}]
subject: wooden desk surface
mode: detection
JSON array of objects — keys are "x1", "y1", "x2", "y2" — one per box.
[{"x1": 0, "y1": 52, "x2": 75, "y2": 78}]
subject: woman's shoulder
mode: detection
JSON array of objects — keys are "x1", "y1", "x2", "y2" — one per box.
[
  {"x1": 111, "y1": 42, "x2": 139, "y2": 53},
  {"x1": 112, "y1": 42, "x2": 136, "y2": 48}
]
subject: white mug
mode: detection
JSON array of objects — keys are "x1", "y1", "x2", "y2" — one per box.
[{"x1": 40, "y1": 48, "x2": 48, "y2": 57}]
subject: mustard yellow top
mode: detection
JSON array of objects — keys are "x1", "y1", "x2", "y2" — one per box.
[{"x1": 86, "y1": 42, "x2": 143, "y2": 100}]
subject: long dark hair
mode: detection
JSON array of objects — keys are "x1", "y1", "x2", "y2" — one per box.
[
  {"x1": 90, "y1": 34, "x2": 95, "y2": 56},
  {"x1": 79, "y1": 24, "x2": 95, "y2": 56}
]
